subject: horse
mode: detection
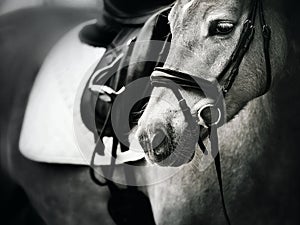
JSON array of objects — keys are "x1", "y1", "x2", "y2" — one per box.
[{"x1": 0, "y1": 0, "x2": 299, "y2": 224}]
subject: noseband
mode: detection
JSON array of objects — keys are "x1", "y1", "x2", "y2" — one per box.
[{"x1": 151, "y1": 0, "x2": 271, "y2": 224}]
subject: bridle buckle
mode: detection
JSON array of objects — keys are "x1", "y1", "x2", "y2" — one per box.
[
  {"x1": 197, "y1": 104, "x2": 222, "y2": 128},
  {"x1": 262, "y1": 24, "x2": 271, "y2": 39}
]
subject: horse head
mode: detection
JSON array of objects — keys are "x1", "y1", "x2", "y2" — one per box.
[{"x1": 135, "y1": 0, "x2": 287, "y2": 166}]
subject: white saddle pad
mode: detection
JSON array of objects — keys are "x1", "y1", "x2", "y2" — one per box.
[{"x1": 19, "y1": 21, "x2": 145, "y2": 165}]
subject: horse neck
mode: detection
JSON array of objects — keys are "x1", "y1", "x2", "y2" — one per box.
[{"x1": 219, "y1": 92, "x2": 274, "y2": 160}]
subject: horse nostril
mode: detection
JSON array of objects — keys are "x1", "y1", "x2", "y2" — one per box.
[
  {"x1": 137, "y1": 127, "x2": 171, "y2": 160},
  {"x1": 151, "y1": 129, "x2": 171, "y2": 158},
  {"x1": 151, "y1": 129, "x2": 167, "y2": 150}
]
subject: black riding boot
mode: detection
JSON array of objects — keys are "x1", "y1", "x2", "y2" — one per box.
[{"x1": 79, "y1": 0, "x2": 174, "y2": 47}]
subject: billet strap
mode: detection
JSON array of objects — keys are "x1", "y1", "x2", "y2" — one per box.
[{"x1": 89, "y1": 105, "x2": 113, "y2": 186}]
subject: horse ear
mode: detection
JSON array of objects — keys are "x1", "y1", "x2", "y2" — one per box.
[{"x1": 127, "y1": 7, "x2": 172, "y2": 83}]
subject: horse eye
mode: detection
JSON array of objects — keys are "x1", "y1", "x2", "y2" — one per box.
[{"x1": 210, "y1": 21, "x2": 235, "y2": 36}]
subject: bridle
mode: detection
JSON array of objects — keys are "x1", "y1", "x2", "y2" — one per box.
[
  {"x1": 152, "y1": 0, "x2": 271, "y2": 97},
  {"x1": 150, "y1": 0, "x2": 271, "y2": 224}
]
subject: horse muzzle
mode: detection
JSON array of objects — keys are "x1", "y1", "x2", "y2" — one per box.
[{"x1": 137, "y1": 125, "x2": 176, "y2": 165}]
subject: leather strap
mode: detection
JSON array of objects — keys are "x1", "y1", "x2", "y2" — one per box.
[
  {"x1": 259, "y1": 0, "x2": 272, "y2": 92},
  {"x1": 209, "y1": 126, "x2": 231, "y2": 225},
  {"x1": 217, "y1": 0, "x2": 258, "y2": 94}
]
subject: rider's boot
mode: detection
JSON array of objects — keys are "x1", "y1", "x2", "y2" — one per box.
[{"x1": 79, "y1": 0, "x2": 174, "y2": 47}]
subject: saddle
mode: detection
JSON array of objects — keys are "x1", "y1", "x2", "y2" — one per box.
[
  {"x1": 80, "y1": 7, "x2": 171, "y2": 225},
  {"x1": 80, "y1": 7, "x2": 170, "y2": 145}
]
